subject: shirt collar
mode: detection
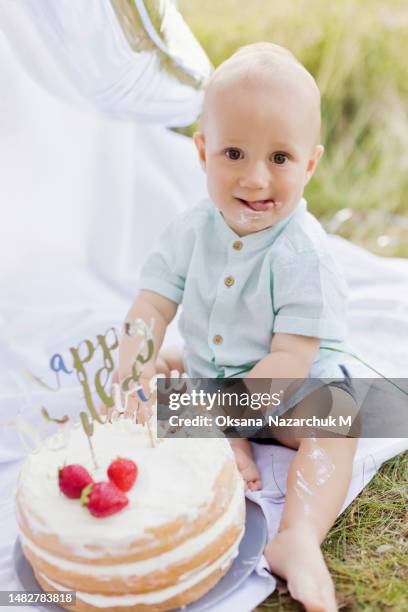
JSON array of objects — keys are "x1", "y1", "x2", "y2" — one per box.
[{"x1": 212, "y1": 198, "x2": 307, "y2": 252}]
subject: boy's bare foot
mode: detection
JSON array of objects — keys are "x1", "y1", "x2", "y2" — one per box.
[
  {"x1": 229, "y1": 438, "x2": 262, "y2": 491},
  {"x1": 265, "y1": 525, "x2": 337, "y2": 611}
]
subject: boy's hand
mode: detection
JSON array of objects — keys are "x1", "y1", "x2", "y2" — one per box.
[
  {"x1": 128, "y1": 363, "x2": 157, "y2": 425},
  {"x1": 99, "y1": 365, "x2": 157, "y2": 424}
]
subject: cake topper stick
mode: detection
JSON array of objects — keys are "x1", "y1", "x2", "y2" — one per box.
[
  {"x1": 135, "y1": 385, "x2": 156, "y2": 447},
  {"x1": 112, "y1": 382, "x2": 127, "y2": 420},
  {"x1": 80, "y1": 413, "x2": 99, "y2": 469}
]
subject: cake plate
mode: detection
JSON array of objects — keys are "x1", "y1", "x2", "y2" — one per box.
[{"x1": 14, "y1": 499, "x2": 267, "y2": 612}]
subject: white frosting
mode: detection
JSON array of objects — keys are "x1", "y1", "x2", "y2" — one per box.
[
  {"x1": 20, "y1": 477, "x2": 244, "y2": 577},
  {"x1": 17, "y1": 419, "x2": 240, "y2": 558},
  {"x1": 39, "y1": 540, "x2": 241, "y2": 606}
]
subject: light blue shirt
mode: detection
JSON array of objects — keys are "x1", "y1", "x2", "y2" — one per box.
[{"x1": 139, "y1": 198, "x2": 350, "y2": 379}]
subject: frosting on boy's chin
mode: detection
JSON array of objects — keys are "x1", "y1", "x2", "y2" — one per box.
[{"x1": 237, "y1": 208, "x2": 265, "y2": 228}]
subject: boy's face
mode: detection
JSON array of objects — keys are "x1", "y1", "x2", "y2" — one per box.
[{"x1": 194, "y1": 78, "x2": 323, "y2": 236}]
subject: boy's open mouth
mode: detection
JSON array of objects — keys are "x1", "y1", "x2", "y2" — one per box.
[{"x1": 236, "y1": 198, "x2": 274, "y2": 212}]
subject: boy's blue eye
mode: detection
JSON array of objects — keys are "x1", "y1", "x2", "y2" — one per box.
[
  {"x1": 225, "y1": 148, "x2": 242, "y2": 160},
  {"x1": 273, "y1": 152, "x2": 288, "y2": 165}
]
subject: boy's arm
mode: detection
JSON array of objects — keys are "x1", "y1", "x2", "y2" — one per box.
[
  {"x1": 247, "y1": 333, "x2": 320, "y2": 380},
  {"x1": 245, "y1": 333, "x2": 320, "y2": 400},
  {"x1": 119, "y1": 289, "x2": 178, "y2": 384}
]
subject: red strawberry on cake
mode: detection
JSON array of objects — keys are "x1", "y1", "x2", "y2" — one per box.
[
  {"x1": 107, "y1": 457, "x2": 138, "y2": 491},
  {"x1": 80, "y1": 481, "x2": 129, "y2": 518},
  {"x1": 58, "y1": 464, "x2": 93, "y2": 499}
]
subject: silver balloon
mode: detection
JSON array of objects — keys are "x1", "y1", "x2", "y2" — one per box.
[{"x1": 0, "y1": 0, "x2": 212, "y2": 126}]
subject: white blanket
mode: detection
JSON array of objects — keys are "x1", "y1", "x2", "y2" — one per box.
[{"x1": 1, "y1": 28, "x2": 407, "y2": 611}]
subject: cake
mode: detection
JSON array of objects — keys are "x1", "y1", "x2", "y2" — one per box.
[{"x1": 16, "y1": 419, "x2": 245, "y2": 611}]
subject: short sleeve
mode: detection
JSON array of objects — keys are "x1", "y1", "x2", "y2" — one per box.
[
  {"x1": 138, "y1": 217, "x2": 190, "y2": 304},
  {"x1": 272, "y1": 251, "x2": 347, "y2": 341}
]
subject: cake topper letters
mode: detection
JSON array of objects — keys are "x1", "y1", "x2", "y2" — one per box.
[{"x1": 18, "y1": 319, "x2": 157, "y2": 459}]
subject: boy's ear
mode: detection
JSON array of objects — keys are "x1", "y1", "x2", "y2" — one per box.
[
  {"x1": 193, "y1": 132, "x2": 207, "y2": 171},
  {"x1": 305, "y1": 144, "x2": 324, "y2": 185}
]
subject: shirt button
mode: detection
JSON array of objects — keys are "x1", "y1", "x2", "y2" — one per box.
[
  {"x1": 224, "y1": 275, "x2": 235, "y2": 287},
  {"x1": 232, "y1": 240, "x2": 243, "y2": 251},
  {"x1": 213, "y1": 334, "x2": 223, "y2": 345}
]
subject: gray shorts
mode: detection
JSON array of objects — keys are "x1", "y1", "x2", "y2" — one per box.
[{"x1": 248, "y1": 364, "x2": 358, "y2": 444}]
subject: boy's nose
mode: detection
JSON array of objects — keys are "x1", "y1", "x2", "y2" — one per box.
[{"x1": 238, "y1": 162, "x2": 270, "y2": 190}]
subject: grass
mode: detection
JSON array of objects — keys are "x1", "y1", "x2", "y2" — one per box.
[
  {"x1": 178, "y1": 0, "x2": 408, "y2": 257},
  {"x1": 178, "y1": 2, "x2": 408, "y2": 608}
]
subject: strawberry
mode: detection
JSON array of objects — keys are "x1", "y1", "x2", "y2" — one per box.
[
  {"x1": 58, "y1": 464, "x2": 93, "y2": 499},
  {"x1": 80, "y1": 482, "x2": 129, "y2": 518},
  {"x1": 107, "y1": 458, "x2": 138, "y2": 492}
]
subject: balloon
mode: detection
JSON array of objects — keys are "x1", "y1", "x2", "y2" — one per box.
[{"x1": 0, "y1": 0, "x2": 212, "y2": 126}]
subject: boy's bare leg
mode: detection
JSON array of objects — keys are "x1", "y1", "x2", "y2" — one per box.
[
  {"x1": 229, "y1": 438, "x2": 262, "y2": 491},
  {"x1": 264, "y1": 434, "x2": 357, "y2": 612}
]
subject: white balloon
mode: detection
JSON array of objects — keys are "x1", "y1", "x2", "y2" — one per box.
[{"x1": 0, "y1": 0, "x2": 212, "y2": 126}]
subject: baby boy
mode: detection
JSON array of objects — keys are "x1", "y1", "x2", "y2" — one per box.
[{"x1": 118, "y1": 43, "x2": 358, "y2": 611}]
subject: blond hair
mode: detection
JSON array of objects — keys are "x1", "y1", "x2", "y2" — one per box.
[{"x1": 201, "y1": 42, "x2": 321, "y2": 143}]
